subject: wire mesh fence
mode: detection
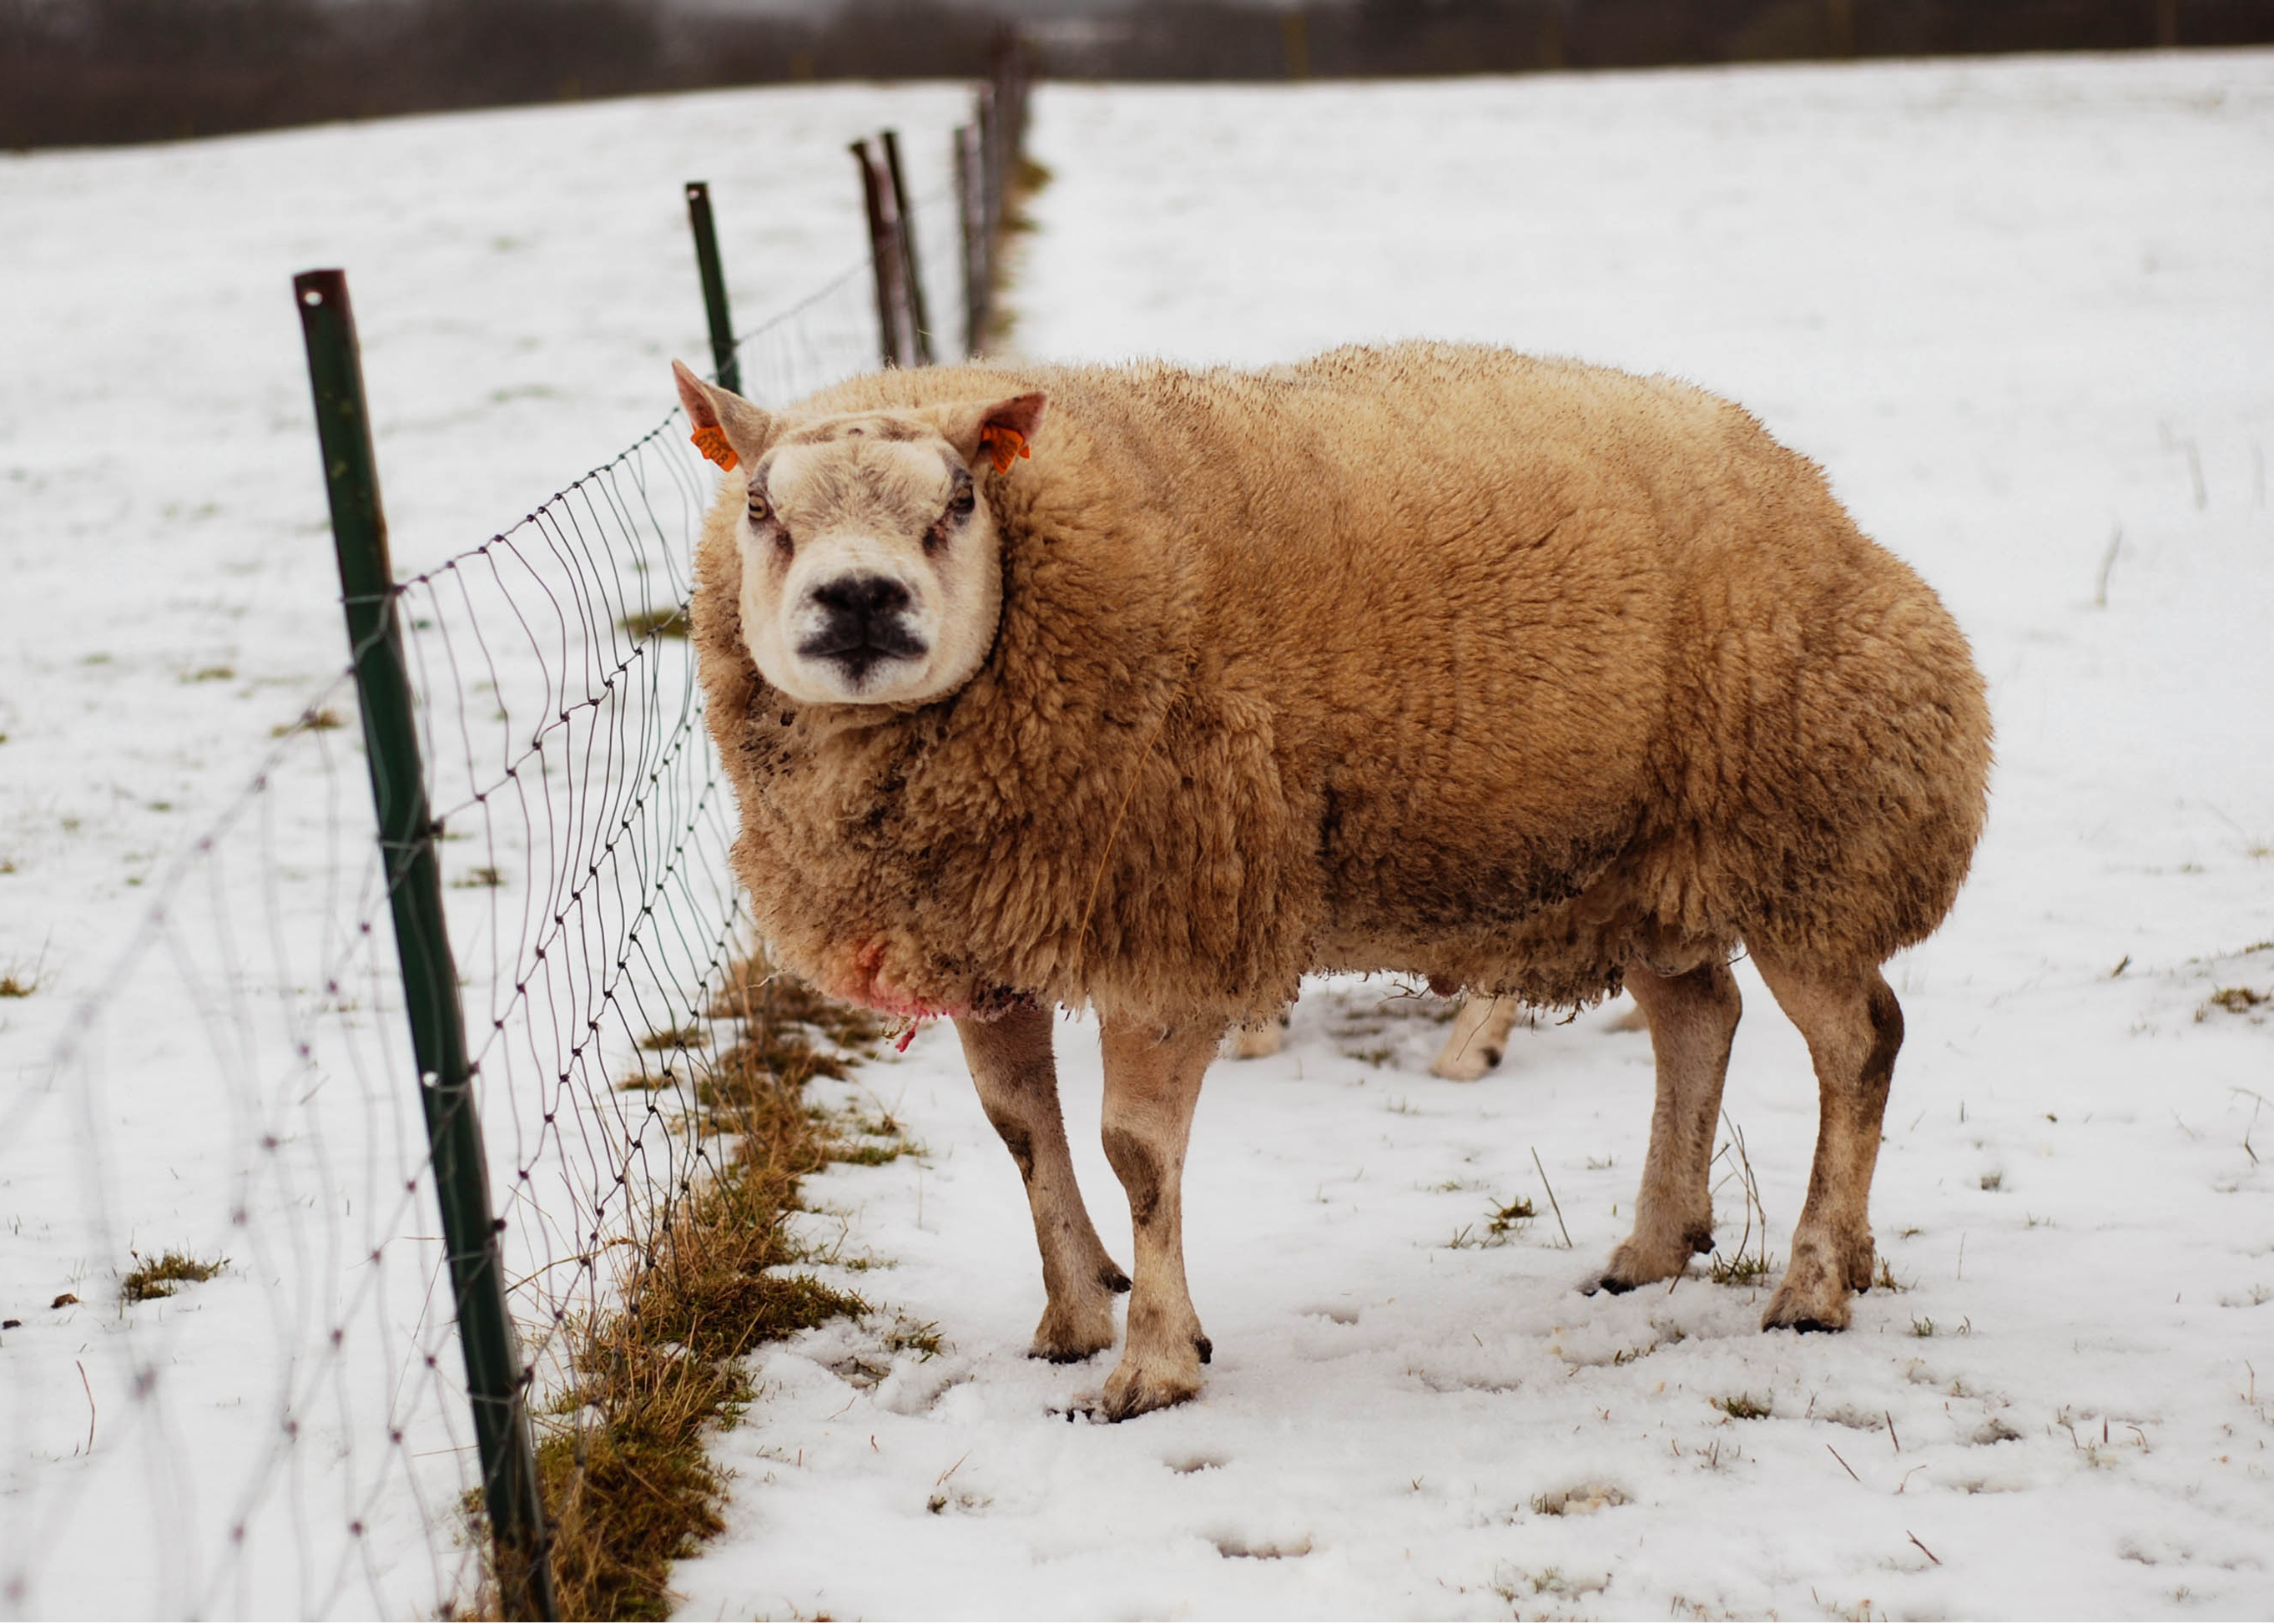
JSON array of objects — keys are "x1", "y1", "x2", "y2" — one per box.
[{"x1": 0, "y1": 124, "x2": 986, "y2": 1616}]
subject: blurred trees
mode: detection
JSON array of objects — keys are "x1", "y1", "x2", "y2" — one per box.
[{"x1": 6, "y1": 0, "x2": 2272, "y2": 150}]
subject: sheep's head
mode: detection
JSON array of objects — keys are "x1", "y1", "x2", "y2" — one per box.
[{"x1": 673, "y1": 360, "x2": 1046, "y2": 708}]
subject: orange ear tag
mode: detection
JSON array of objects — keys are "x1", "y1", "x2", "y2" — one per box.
[
  {"x1": 978, "y1": 424, "x2": 1030, "y2": 475},
  {"x1": 689, "y1": 424, "x2": 739, "y2": 472}
]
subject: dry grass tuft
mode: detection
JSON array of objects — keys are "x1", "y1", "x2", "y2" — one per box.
[
  {"x1": 619, "y1": 608, "x2": 688, "y2": 642},
  {"x1": 270, "y1": 705, "x2": 345, "y2": 738},
  {"x1": 121, "y1": 1249, "x2": 226, "y2": 1302},
  {"x1": 467, "y1": 956, "x2": 890, "y2": 1621}
]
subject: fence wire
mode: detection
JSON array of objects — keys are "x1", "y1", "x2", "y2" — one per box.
[{"x1": 1, "y1": 185, "x2": 961, "y2": 1621}]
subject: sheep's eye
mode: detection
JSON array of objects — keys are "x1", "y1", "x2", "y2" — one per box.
[
  {"x1": 947, "y1": 484, "x2": 976, "y2": 520},
  {"x1": 747, "y1": 496, "x2": 769, "y2": 524}
]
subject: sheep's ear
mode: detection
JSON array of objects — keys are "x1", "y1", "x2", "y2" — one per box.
[
  {"x1": 931, "y1": 392, "x2": 1048, "y2": 475},
  {"x1": 673, "y1": 359, "x2": 777, "y2": 472}
]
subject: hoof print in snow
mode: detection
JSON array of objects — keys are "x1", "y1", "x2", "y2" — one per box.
[
  {"x1": 1167, "y1": 1451, "x2": 1225, "y2": 1475},
  {"x1": 1213, "y1": 1532, "x2": 1313, "y2": 1561},
  {"x1": 1298, "y1": 1303, "x2": 1360, "y2": 1324}
]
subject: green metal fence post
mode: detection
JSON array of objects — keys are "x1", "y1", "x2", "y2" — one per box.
[
  {"x1": 684, "y1": 180, "x2": 742, "y2": 395},
  {"x1": 292, "y1": 268, "x2": 557, "y2": 1623}
]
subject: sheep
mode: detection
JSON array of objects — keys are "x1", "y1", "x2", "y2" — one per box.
[{"x1": 673, "y1": 341, "x2": 1992, "y2": 1421}]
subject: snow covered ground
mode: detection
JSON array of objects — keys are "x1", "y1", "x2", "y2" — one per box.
[
  {"x1": 1, "y1": 45, "x2": 2270, "y2": 1624},
  {"x1": 1, "y1": 84, "x2": 969, "y2": 1619},
  {"x1": 668, "y1": 53, "x2": 2274, "y2": 1621}
]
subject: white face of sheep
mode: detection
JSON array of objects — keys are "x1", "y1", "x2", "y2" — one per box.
[{"x1": 673, "y1": 361, "x2": 1046, "y2": 708}]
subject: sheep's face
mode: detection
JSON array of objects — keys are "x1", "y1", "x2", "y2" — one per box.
[
  {"x1": 739, "y1": 426, "x2": 998, "y2": 706},
  {"x1": 673, "y1": 362, "x2": 1046, "y2": 709}
]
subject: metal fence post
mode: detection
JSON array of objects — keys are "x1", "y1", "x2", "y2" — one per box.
[
  {"x1": 879, "y1": 129, "x2": 934, "y2": 366},
  {"x1": 851, "y1": 137, "x2": 916, "y2": 368},
  {"x1": 292, "y1": 268, "x2": 556, "y2": 1624},
  {"x1": 954, "y1": 123, "x2": 986, "y2": 357},
  {"x1": 683, "y1": 180, "x2": 742, "y2": 395}
]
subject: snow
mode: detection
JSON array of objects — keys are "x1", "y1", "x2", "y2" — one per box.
[
  {"x1": 1, "y1": 46, "x2": 2270, "y2": 1623},
  {"x1": 1, "y1": 84, "x2": 969, "y2": 1620},
  {"x1": 671, "y1": 53, "x2": 2274, "y2": 1621}
]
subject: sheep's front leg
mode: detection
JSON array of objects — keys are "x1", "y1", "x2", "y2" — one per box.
[
  {"x1": 1097, "y1": 1012, "x2": 1220, "y2": 1420},
  {"x1": 955, "y1": 1005, "x2": 1129, "y2": 1361}
]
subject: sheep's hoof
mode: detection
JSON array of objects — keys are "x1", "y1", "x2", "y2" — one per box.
[
  {"x1": 1429, "y1": 1045, "x2": 1499, "y2": 1082},
  {"x1": 1031, "y1": 1296, "x2": 1118, "y2": 1363},
  {"x1": 1101, "y1": 1351, "x2": 1203, "y2": 1421},
  {"x1": 1582, "y1": 1223, "x2": 1712, "y2": 1294},
  {"x1": 1761, "y1": 1248, "x2": 1853, "y2": 1333}
]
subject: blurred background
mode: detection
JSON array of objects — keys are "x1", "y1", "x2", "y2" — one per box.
[{"x1": 7, "y1": 0, "x2": 2274, "y2": 150}]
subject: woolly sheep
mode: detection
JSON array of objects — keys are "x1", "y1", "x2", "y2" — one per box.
[{"x1": 673, "y1": 342, "x2": 1992, "y2": 1420}]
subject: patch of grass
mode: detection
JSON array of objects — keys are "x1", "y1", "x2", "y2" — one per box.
[
  {"x1": 121, "y1": 1249, "x2": 226, "y2": 1302},
  {"x1": 882, "y1": 1317, "x2": 943, "y2": 1361},
  {"x1": 2201, "y1": 986, "x2": 2268, "y2": 1019},
  {"x1": 468, "y1": 955, "x2": 887, "y2": 1621},
  {"x1": 1707, "y1": 1112, "x2": 1772, "y2": 1288},
  {"x1": 620, "y1": 608, "x2": 688, "y2": 641},
  {"x1": 1709, "y1": 1250, "x2": 1774, "y2": 1287},
  {"x1": 1485, "y1": 1196, "x2": 1535, "y2": 1238},
  {"x1": 1712, "y1": 1392, "x2": 1772, "y2": 1420},
  {"x1": 451, "y1": 865, "x2": 506, "y2": 890},
  {"x1": 829, "y1": 1141, "x2": 911, "y2": 1167},
  {"x1": 270, "y1": 705, "x2": 345, "y2": 739},
  {"x1": 0, "y1": 971, "x2": 35, "y2": 998},
  {"x1": 638, "y1": 1026, "x2": 706, "y2": 1052}
]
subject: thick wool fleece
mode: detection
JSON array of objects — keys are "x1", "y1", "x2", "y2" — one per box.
[{"x1": 693, "y1": 343, "x2": 1992, "y2": 1026}]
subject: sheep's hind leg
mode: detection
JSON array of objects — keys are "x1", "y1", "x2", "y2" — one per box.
[
  {"x1": 1097, "y1": 1013, "x2": 1220, "y2": 1420},
  {"x1": 1749, "y1": 952, "x2": 1902, "y2": 1333},
  {"x1": 1586, "y1": 960, "x2": 1742, "y2": 1293},
  {"x1": 1431, "y1": 993, "x2": 1522, "y2": 1082},
  {"x1": 955, "y1": 1005, "x2": 1128, "y2": 1361}
]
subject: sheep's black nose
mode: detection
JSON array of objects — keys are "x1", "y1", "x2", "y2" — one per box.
[
  {"x1": 799, "y1": 573, "x2": 924, "y2": 679},
  {"x1": 810, "y1": 574, "x2": 911, "y2": 623}
]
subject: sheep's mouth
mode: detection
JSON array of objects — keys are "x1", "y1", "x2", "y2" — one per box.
[{"x1": 797, "y1": 622, "x2": 927, "y2": 684}]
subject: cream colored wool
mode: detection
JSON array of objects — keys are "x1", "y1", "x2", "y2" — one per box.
[{"x1": 692, "y1": 342, "x2": 1991, "y2": 1030}]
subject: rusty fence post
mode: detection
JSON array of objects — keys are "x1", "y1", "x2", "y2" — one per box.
[
  {"x1": 851, "y1": 138, "x2": 916, "y2": 368},
  {"x1": 954, "y1": 123, "x2": 987, "y2": 357},
  {"x1": 879, "y1": 129, "x2": 934, "y2": 367}
]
